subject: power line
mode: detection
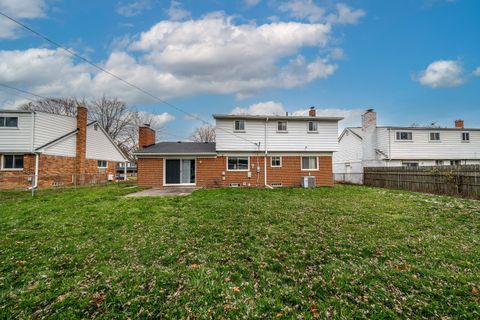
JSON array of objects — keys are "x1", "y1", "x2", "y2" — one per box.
[{"x1": 0, "y1": 11, "x2": 258, "y2": 147}]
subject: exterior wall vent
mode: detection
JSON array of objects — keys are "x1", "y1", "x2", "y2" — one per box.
[
  {"x1": 229, "y1": 183, "x2": 240, "y2": 188},
  {"x1": 271, "y1": 183, "x2": 283, "y2": 187}
]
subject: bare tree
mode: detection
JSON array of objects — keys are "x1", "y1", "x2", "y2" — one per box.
[
  {"x1": 88, "y1": 96, "x2": 133, "y2": 141},
  {"x1": 191, "y1": 124, "x2": 216, "y2": 142},
  {"x1": 19, "y1": 97, "x2": 84, "y2": 116}
]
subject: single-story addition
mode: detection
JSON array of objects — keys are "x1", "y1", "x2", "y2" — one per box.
[{"x1": 135, "y1": 107, "x2": 342, "y2": 189}]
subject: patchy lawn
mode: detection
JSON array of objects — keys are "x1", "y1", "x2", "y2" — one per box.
[{"x1": 0, "y1": 185, "x2": 479, "y2": 319}]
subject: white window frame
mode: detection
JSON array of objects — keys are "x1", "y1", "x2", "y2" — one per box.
[
  {"x1": 277, "y1": 121, "x2": 288, "y2": 132},
  {"x1": 307, "y1": 121, "x2": 318, "y2": 133},
  {"x1": 226, "y1": 156, "x2": 250, "y2": 171},
  {"x1": 396, "y1": 131, "x2": 413, "y2": 141},
  {"x1": 1, "y1": 154, "x2": 24, "y2": 171},
  {"x1": 97, "y1": 160, "x2": 108, "y2": 168},
  {"x1": 402, "y1": 161, "x2": 419, "y2": 167},
  {"x1": 429, "y1": 132, "x2": 441, "y2": 142},
  {"x1": 301, "y1": 156, "x2": 319, "y2": 171},
  {"x1": 234, "y1": 120, "x2": 246, "y2": 132},
  {"x1": 163, "y1": 158, "x2": 197, "y2": 186},
  {"x1": 0, "y1": 116, "x2": 19, "y2": 128},
  {"x1": 270, "y1": 156, "x2": 282, "y2": 167},
  {"x1": 462, "y1": 132, "x2": 470, "y2": 142}
]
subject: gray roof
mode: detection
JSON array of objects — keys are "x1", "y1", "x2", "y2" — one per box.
[
  {"x1": 213, "y1": 114, "x2": 343, "y2": 121},
  {"x1": 135, "y1": 142, "x2": 217, "y2": 155}
]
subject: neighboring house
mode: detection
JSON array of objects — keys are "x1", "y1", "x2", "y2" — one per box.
[
  {"x1": 135, "y1": 107, "x2": 342, "y2": 188},
  {"x1": 116, "y1": 161, "x2": 137, "y2": 179},
  {"x1": 0, "y1": 106, "x2": 128, "y2": 189},
  {"x1": 334, "y1": 109, "x2": 480, "y2": 183}
]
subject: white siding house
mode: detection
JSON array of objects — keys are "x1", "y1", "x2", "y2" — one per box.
[{"x1": 334, "y1": 110, "x2": 480, "y2": 183}]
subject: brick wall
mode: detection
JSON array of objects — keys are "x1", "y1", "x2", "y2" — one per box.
[
  {"x1": 139, "y1": 126, "x2": 156, "y2": 149},
  {"x1": 137, "y1": 155, "x2": 333, "y2": 189}
]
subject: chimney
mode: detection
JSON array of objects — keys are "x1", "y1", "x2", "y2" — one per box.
[
  {"x1": 139, "y1": 124, "x2": 156, "y2": 149},
  {"x1": 309, "y1": 106, "x2": 316, "y2": 117},
  {"x1": 455, "y1": 119, "x2": 464, "y2": 128},
  {"x1": 361, "y1": 109, "x2": 377, "y2": 164},
  {"x1": 75, "y1": 105, "x2": 87, "y2": 177}
]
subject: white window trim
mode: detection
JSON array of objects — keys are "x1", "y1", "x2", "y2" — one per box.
[
  {"x1": 0, "y1": 154, "x2": 24, "y2": 171},
  {"x1": 233, "y1": 120, "x2": 246, "y2": 132},
  {"x1": 0, "y1": 116, "x2": 19, "y2": 129},
  {"x1": 276, "y1": 120, "x2": 288, "y2": 133},
  {"x1": 307, "y1": 121, "x2": 318, "y2": 133},
  {"x1": 270, "y1": 156, "x2": 282, "y2": 167},
  {"x1": 429, "y1": 132, "x2": 441, "y2": 142},
  {"x1": 462, "y1": 132, "x2": 470, "y2": 143},
  {"x1": 97, "y1": 160, "x2": 108, "y2": 168},
  {"x1": 395, "y1": 131, "x2": 413, "y2": 142},
  {"x1": 226, "y1": 156, "x2": 250, "y2": 172},
  {"x1": 163, "y1": 158, "x2": 197, "y2": 186},
  {"x1": 301, "y1": 156, "x2": 319, "y2": 171}
]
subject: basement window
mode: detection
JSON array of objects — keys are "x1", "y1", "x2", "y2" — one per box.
[
  {"x1": 97, "y1": 160, "x2": 108, "y2": 168},
  {"x1": 1, "y1": 154, "x2": 23, "y2": 170},
  {"x1": 0, "y1": 116, "x2": 18, "y2": 128}
]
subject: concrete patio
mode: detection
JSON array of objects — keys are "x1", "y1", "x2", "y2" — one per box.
[{"x1": 125, "y1": 187, "x2": 197, "y2": 197}]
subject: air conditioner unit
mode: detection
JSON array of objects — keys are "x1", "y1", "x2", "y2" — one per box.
[
  {"x1": 108, "y1": 174, "x2": 114, "y2": 181},
  {"x1": 301, "y1": 176, "x2": 316, "y2": 188}
]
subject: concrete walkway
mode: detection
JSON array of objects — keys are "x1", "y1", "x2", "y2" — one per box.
[{"x1": 125, "y1": 187, "x2": 197, "y2": 197}]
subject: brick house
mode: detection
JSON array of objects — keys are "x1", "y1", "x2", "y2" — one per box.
[
  {"x1": 136, "y1": 107, "x2": 342, "y2": 188},
  {"x1": 0, "y1": 106, "x2": 128, "y2": 189}
]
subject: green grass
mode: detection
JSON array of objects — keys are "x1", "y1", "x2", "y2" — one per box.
[{"x1": 0, "y1": 185, "x2": 479, "y2": 319}]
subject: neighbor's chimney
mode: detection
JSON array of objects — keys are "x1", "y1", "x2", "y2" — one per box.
[
  {"x1": 75, "y1": 105, "x2": 87, "y2": 176},
  {"x1": 139, "y1": 124, "x2": 156, "y2": 149},
  {"x1": 309, "y1": 106, "x2": 316, "y2": 117},
  {"x1": 362, "y1": 109, "x2": 377, "y2": 164},
  {"x1": 455, "y1": 119, "x2": 464, "y2": 128}
]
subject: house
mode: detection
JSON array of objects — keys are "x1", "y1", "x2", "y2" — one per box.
[
  {"x1": 135, "y1": 107, "x2": 342, "y2": 188},
  {"x1": 334, "y1": 109, "x2": 480, "y2": 183},
  {"x1": 0, "y1": 106, "x2": 128, "y2": 189}
]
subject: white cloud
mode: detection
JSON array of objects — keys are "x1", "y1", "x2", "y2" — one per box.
[
  {"x1": 417, "y1": 60, "x2": 465, "y2": 88},
  {"x1": 279, "y1": 1, "x2": 364, "y2": 25},
  {"x1": 116, "y1": 0, "x2": 152, "y2": 17},
  {"x1": 0, "y1": 0, "x2": 46, "y2": 39},
  {"x1": 473, "y1": 67, "x2": 480, "y2": 77},
  {"x1": 232, "y1": 101, "x2": 286, "y2": 115},
  {"x1": 0, "y1": 13, "x2": 343, "y2": 106},
  {"x1": 245, "y1": 0, "x2": 261, "y2": 8},
  {"x1": 166, "y1": 0, "x2": 191, "y2": 21},
  {"x1": 136, "y1": 111, "x2": 175, "y2": 127}
]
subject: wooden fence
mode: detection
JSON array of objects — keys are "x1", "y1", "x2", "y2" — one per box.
[{"x1": 364, "y1": 165, "x2": 480, "y2": 199}]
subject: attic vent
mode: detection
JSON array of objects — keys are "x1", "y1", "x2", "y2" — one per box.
[{"x1": 229, "y1": 183, "x2": 240, "y2": 188}]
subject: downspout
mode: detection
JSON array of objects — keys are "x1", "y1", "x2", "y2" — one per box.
[
  {"x1": 264, "y1": 117, "x2": 273, "y2": 189},
  {"x1": 30, "y1": 112, "x2": 39, "y2": 189},
  {"x1": 388, "y1": 128, "x2": 392, "y2": 167},
  {"x1": 124, "y1": 161, "x2": 127, "y2": 181},
  {"x1": 33, "y1": 152, "x2": 39, "y2": 189}
]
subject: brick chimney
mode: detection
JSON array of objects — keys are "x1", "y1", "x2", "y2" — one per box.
[
  {"x1": 139, "y1": 124, "x2": 156, "y2": 149},
  {"x1": 455, "y1": 119, "x2": 464, "y2": 128},
  {"x1": 308, "y1": 106, "x2": 316, "y2": 117},
  {"x1": 75, "y1": 105, "x2": 87, "y2": 177}
]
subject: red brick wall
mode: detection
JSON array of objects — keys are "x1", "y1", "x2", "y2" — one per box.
[
  {"x1": 136, "y1": 155, "x2": 333, "y2": 189},
  {"x1": 76, "y1": 106, "x2": 87, "y2": 175},
  {"x1": 139, "y1": 126, "x2": 156, "y2": 149}
]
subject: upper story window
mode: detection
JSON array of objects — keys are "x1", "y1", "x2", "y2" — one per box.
[
  {"x1": 429, "y1": 132, "x2": 441, "y2": 141},
  {"x1": 307, "y1": 121, "x2": 318, "y2": 132},
  {"x1": 277, "y1": 121, "x2": 287, "y2": 132},
  {"x1": 97, "y1": 160, "x2": 108, "y2": 168},
  {"x1": 396, "y1": 131, "x2": 412, "y2": 141},
  {"x1": 301, "y1": 156, "x2": 318, "y2": 171},
  {"x1": 234, "y1": 120, "x2": 245, "y2": 132},
  {"x1": 227, "y1": 156, "x2": 249, "y2": 171},
  {"x1": 1, "y1": 154, "x2": 23, "y2": 170},
  {"x1": 271, "y1": 156, "x2": 282, "y2": 167},
  {"x1": 462, "y1": 132, "x2": 470, "y2": 142},
  {"x1": 0, "y1": 116, "x2": 18, "y2": 128}
]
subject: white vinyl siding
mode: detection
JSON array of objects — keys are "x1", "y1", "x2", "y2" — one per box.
[
  {"x1": 34, "y1": 112, "x2": 77, "y2": 156},
  {"x1": 216, "y1": 118, "x2": 339, "y2": 152},
  {"x1": 86, "y1": 124, "x2": 126, "y2": 162},
  {"x1": 0, "y1": 112, "x2": 33, "y2": 153}
]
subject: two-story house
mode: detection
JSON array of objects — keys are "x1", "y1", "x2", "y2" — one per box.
[
  {"x1": 135, "y1": 107, "x2": 342, "y2": 188},
  {"x1": 0, "y1": 106, "x2": 128, "y2": 189},
  {"x1": 334, "y1": 109, "x2": 480, "y2": 182}
]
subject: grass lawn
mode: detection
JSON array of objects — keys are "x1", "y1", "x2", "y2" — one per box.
[{"x1": 0, "y1": 185, "x2": 479, "y2": 319}]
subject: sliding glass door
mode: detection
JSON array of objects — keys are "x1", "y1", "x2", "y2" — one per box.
[{"x1": 165, "y1": 159, "x2": 195, "y2": 185}]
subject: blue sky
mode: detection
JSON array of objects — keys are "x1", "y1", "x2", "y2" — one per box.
[{"x1": 0, "y1": 0, "x2": 479, "y2": 139}]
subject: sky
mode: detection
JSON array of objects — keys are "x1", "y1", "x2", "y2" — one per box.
[{"x1": 0, "y1": 0, "x2": 479, "y2": 140}]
